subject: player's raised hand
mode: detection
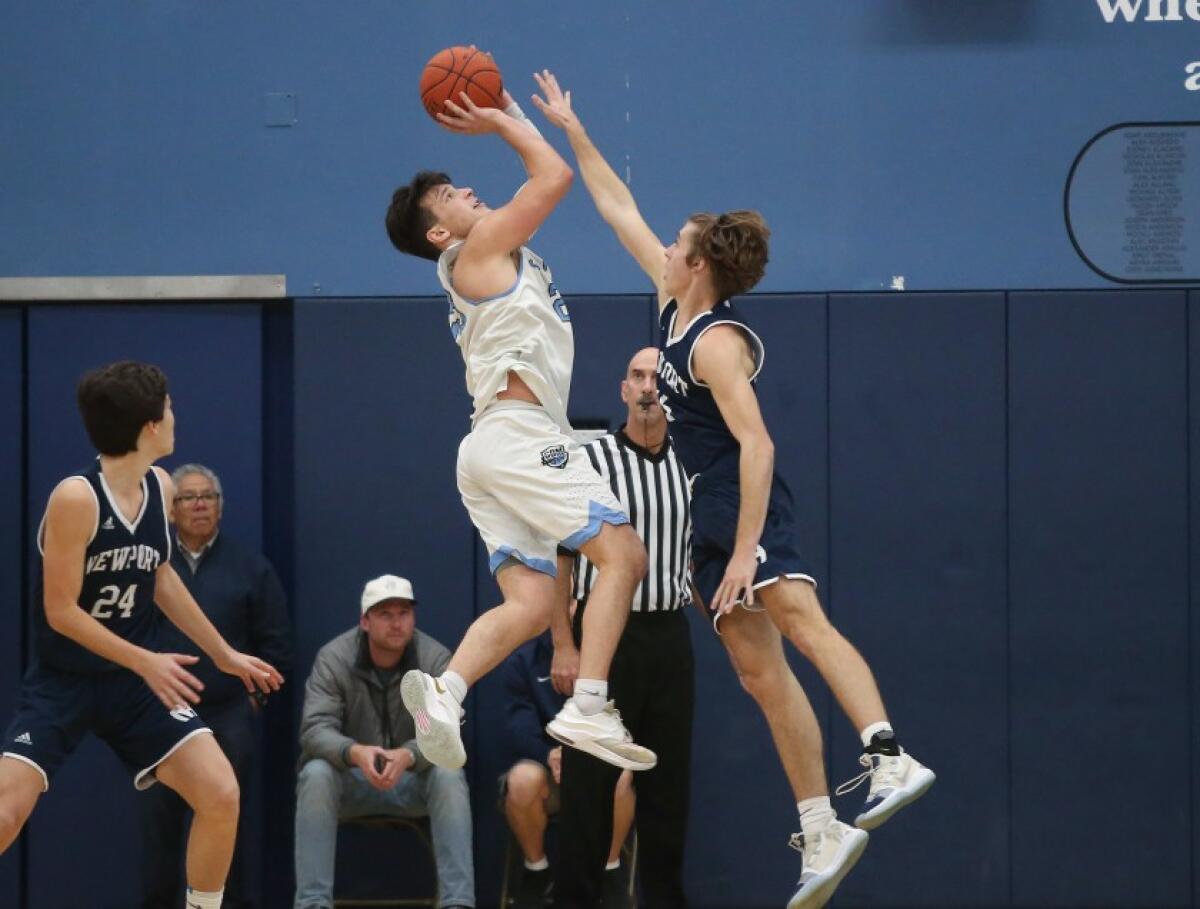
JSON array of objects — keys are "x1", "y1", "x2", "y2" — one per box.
[
  {"x1": 437, "y1": 92, "x2": 507, "y2": 135},
  {"x1": 531, "y1": 70, "x2": 578, "y2": 131},
  {"x1": 215, "y1": 649, "x2": 284, "y2": 695},
  {"x1": 138, "y1": 651, "x2": 204, "y2": 710},
  {"x1": 711, "y1": 550, "x2": 758, "y2": 616}
]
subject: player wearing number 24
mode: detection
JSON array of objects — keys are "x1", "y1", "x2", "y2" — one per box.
[{"x1": 0, "y1": 361, "x2": 283, "y2": 909}]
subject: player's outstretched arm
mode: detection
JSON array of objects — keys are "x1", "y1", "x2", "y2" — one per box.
[
  {"x1": 40, "y1": 479, "x2": 205, "y2": 709},
  {"x1": 438, "y1": 88, "x2": 573, "y2": 262},
  {"x1": 532, "y1": 70, "x2": 668, "y2": 307},
  {"x1": 693, "y1": 327, "x2": 775, "y2": 615},
  {"x1": 152, "y1": 469, "x2": 284, "y2": 698}
]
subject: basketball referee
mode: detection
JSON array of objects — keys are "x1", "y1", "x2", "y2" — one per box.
[{"x1": 555, "y1": 346, "x2": 694, "y2": 908}]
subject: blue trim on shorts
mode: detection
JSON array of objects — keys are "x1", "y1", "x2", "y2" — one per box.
[
  {"x1": 489, "y1": 545, "x2": 557, "y2": 578},
  {"x1": 560, "y1": 500, "x2": 630, "y2": 551}
]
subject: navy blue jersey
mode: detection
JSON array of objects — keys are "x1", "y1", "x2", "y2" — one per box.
[
  {"x1": 656, "y1": 298, "x2": 766, "y2": 479},
  {"x1": 33, "y1": 462, "x2": 172, "y2": 674}
]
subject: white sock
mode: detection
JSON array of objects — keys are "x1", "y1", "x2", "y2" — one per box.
[
  {"x1": 573, "y1": 678, "x2": 608, "y2": 715},
  {"x1": 605, "y1": 859, "x2": 621, "y2": 871},
  {"x1": 860, "y1": 721, "x2": 894, "y2": 748},
  {"x1": 185, "y1": 888, "x2": 223, "y2": 909},
  {"x1": 797, "y1": 796, "x2": 835, "y2": 837},
  {"x1": 524, "y1": 856, "x2": 549, "y2": 872},
  {"x1": 441, "y1": 671, "x2": 468, "y2": 705}
]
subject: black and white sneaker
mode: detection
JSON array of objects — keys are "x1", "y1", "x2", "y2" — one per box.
[
  {"x1": 786, "y1": 820, "x2": 869, "y2": 909},
  {"x1": 837, "y1": 750, "x2": 936, "y2": 830}
]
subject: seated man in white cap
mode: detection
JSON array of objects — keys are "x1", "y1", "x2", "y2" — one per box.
[{"x1": 293, "y1": 575, "x2": 474, "y2": 909}]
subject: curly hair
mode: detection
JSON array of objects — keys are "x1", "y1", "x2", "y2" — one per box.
[
  {"x1": 686, "y1": 210, "x2": 770, "y2": 301},
  {"x1": 385, "y1": 171, "x2": 452, "y2": 261}
]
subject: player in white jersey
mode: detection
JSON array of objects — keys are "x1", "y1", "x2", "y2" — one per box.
[{"x1": 385, "y1": 76, "x2": 654, "y2": 773}]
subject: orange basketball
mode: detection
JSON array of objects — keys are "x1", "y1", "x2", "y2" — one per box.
[{"x1": 419, "y1": 46, "x2": 504, "y2": 121}]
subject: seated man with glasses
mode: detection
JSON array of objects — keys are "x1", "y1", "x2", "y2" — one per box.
[{"x1": 138, "y1": 463, "x2": 293, "y2": 909}]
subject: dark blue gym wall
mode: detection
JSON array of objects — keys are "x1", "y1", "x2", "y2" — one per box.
[
  {"x1": 2, "y1": 1, "x2": 1200, "y2": 907},
  {"x1": 0, "y1": 308, "x2": 24, "y2": 909},
  {"x1": 1, "y1": 293, "x2": 1198, "y2": 908}
]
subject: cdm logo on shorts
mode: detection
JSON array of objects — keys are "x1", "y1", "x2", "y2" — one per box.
[{"x1": 540, "y1": 445, "x2": 569, "y2": 469}]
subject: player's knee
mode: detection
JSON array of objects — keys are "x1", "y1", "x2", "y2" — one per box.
[
  {"x1": 0, "y1": 801, "x2": 30, "y2": 844},
  {"x1": 190, "y1": 766, "x2": 239, "y2": 820},
  {"x1": 780, "y1": 602, "x2": 833, "y2": 658},
  {"x1": 734, "y1": 653, "x2": 787, "y2": 703},
  {"x1": 607, "y1": 527, "x2": 647, "y2": 580}
]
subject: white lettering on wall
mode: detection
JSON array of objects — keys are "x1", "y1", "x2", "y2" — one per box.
[{"x1": 1186, "y1": 61, "x2": 1200, "y2": 90}]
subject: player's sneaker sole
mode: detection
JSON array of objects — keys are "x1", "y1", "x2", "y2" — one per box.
[
  {"x1": 786, "y1": 827, "x2": 869, "y2": 909},
  {"x1": 854, "y1": 765, "x2": 936, "y2": 830},
  {"x1": 545, "y1": 716, "x2": 656, "y2": 772},
  {"x1": 400, "y1": 671, "x2": 466, "y2": 770}
]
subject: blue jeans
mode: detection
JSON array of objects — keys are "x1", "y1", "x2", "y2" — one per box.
[{"x1": 294, "y1": 758, "x2": 474, "y2": 908}]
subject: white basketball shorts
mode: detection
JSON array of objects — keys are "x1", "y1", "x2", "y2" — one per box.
[{"x1": 457, "y1": 402, "x2": 628, "y2": 576}]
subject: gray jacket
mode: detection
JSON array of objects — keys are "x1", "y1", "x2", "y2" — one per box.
[{"x1": 299, "y1": 627, "x2": 451, "y2": 774}]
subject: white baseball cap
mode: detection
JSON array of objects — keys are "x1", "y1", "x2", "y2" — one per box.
[{"x1": 360, "y1": 575, "x2": 417, "y2": 615}]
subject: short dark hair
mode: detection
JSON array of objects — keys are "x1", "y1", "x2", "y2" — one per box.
[
  {"x1": 687, "y1": 210, "x2": 771, "y2": 301},
  {"x1": 76, "y1": 361, "x2": 169, "y2": 456},
  {"x1": 385, "y1": 171, "x2": 452, "y2": 261}
]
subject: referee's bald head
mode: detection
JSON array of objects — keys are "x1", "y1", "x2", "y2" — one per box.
[{"x1": 626, "y1": 346, "x2": 659, "y2": 377}]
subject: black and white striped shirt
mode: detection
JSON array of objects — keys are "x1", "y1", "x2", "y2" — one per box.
[{"x1": 574, "y1": 429, "x2": 692, "y2": 612}]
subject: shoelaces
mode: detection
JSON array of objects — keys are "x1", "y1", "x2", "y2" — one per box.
[{"x1": 835, "y1": 752, "x2": 903, "y2": 797}]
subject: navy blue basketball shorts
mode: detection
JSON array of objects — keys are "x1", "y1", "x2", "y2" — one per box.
[
  {"x1": 2, "y1": 664, "x2": 211, "y2": 792},
  {"x1": 690, "y1": 481, "x2": 817, "y2": 634}
]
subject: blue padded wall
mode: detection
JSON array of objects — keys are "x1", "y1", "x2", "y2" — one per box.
[
  {"x1": 23, "y1": 303, "x2": 264, "y2": 909},
  {"x1": 1008, "y1": 291, "x2": 1191, "y2": 908},
  {"x1": 1192, "y1": 291, "x2": 1200, "y2": 909},
  {"x1": 828, "y1": 294, "x2": 1008, "y2": 907},
  {"x1": 0, "y1": 308, "x2": 23, "y2": 909},
  {"x1": 681, "y1": 295, "x2": 833, "y2": 906},
  {"x1": 292, "y1": 297, "x2": 476, "y2": 899}
]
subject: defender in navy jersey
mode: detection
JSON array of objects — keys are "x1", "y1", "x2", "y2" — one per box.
[
  {"x1": 536, "y1": 72, "x2": 934, "y2": 909},
  {"x1": 384, "y1": 63, "x2": 653, "y2": 777},
  {"x1": 0, "y1": 361, "x2": 282, "y2": 909}
]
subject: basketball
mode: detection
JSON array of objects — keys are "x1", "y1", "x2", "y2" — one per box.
[{"x1": 419, "y1": 46, "x2": 504, "y2": 121}]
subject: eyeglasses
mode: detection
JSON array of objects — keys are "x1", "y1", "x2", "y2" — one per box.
[{"x1": 174, "y1": 492, "x2": 221, "y2": 506}]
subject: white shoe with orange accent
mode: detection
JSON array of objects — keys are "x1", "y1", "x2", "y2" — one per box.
[{"x1": 400, "y1": 670, "x2": 466, "y2": 769}]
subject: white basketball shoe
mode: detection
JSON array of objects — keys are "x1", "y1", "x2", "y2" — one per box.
[
  {"x1": 400, "y1": 670, "x2": 466, "y2": 770},
  {"x1": 786, "y1": 819, "x2": 869, "y2": 909},
  {"x1": 545, "y1": 699, "x2": 656, "y2": 771},
  {"x1": 837, "y1": 749, "x2": 936, "y2": 830}
]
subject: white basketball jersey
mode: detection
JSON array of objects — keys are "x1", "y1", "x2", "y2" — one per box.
[{"x1": 437, "y1": 242, "x2": 575, "y2": 434}]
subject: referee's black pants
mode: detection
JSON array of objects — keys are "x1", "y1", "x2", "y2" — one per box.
[{"x1": 555, "y1": 602, "x2": 695, "y2": 908}]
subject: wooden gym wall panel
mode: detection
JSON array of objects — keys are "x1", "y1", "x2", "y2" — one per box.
[
  {"x1": 1008, "y1": 291, "x2": 1191, "y2": 908},
  {"x1": 23, "y1": 303, "x2": 265, "y2": 909},
  {"x1": 828, "y1": 293, "x2": 1008, "y2": 907},
  {"x1": 0, "y1": 309, "x2": 23, "y2": 909}
]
